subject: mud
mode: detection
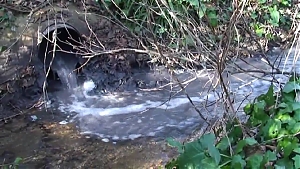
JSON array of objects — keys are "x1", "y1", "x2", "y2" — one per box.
[{"x1": 0, "y1": 111, "x2": 177, "y2": 168}]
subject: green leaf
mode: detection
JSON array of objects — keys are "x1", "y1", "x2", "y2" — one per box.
[
  {"x1": 265, "y1": 84, "x2": 275, "y2": 106},
  {"x1": 293, "y1": 147, "x2": 300, "y2": 154},
  {"x1": 173, "y1": 134, "x2": 221, "y2": 168},
  {"x1": 235, "y1": 137, "x2": 258, "y2": 154},
  {"x1": 231, "y1": 155, "x2": 246, "y2": 169},
  {"x1": 165, "y1": 159, "x2": 178, "y2": 169},
  {"x1": 13, "y1": 157, "x2": 22, "y2": 165},
  {"x1": 292, "y1": 102, "x2": 300, "y2": 111},
  {"x1": 244, "y1": 137, "x2": 258, "y2": 145},
  {"x1": 275, "y1": 164, "x2": 288, "y2": 169},
  {"x1": 276, "y1": 158, "x2": 294, "y2": 168},
  {"x1": 269, "y1": 5, "x2": 280, "y2": 25},
  {"x1": 279, "y1": 138, "x2": 299, "y2": 158},
  {"x1": 278, "y1": 129, "x2": 290, "y2": 138},
  {"x1": 0, "y1": 46, "x2": 7, "y2": 53},
  {"x1": 258, "y1": 0, "x2": 267, "y2": 4},
  {"x1": 198, "y1": 4, "x2": 207, "y2": 18},
  {"x1": 278, "y1": 102, "x2": 288, "y2": 108},
  {"x1": 288, "y1": 119, "x2": 297, "y2": 128},
  {"x1": 199, "y1": 133, "x2": 221, "y2": 165},
  {"x1": 295, "y1": 110, "x2": 300, "y2": 122},
  {"x1": 244, "y1": 103, "x2": 253, "y2": 115},
  {"x1": 198, "y1": 133, "x2": 215, "y2": 149},
  {"x1": 283, "y1": 93, "x2": 296, "y2": 103},
  {"x1": 216, "y1": 137, "x2": 231, "y2": 151},
  {"x1": 201, "y1": 157, "x2": 219, "y2": 169},
  {"x1": 186, "y1": 0, "x2": 199, "y2": 7},
  {"x1": 289, "y1": 122, "x2": 300, "y2": 134},
  {"x1": 253, "y1": 101, "x2": 266, "y2": 113},
  {"x1": 247, "y1": 154, "x2": 264, "y2": 168},
  {"x1": 280, "y1": 104, "x2": 293, "y2": 114},
  {"x1": 253, "y1": 101, "x2": 269, "y2": 121},
  {"x1": 265, "y1": 150, "x2": 277, "y2": 161},
  {"x1": 207, "y1": 11, "x2": 218, "y2": 28},
  {"x1": 176, "y1": 145, "x2": 206, "y2": 168},
  {"x1": 251, "y1": 12, "x2": 258, "y2": 19},
  {"x1": 266, "y1": 33, "x2": 274, "y2": 40},
  {"x1": 256, "y1": 28, "x2": 264, "y2": 37},
  {"x1": 228, "y1": 125, "x2": 243, "y2": 141},
  {"x1": 283, "y1": 82, "x2": 300, "y2": 93},
  {"x1": 293, "y1": 155, "x2": 300, "y2": 168},
  {"x1": 277, "y1": 113, "x2": 292, "y2": 124},
  {"x1": 280, "y1": 0, "x2": 290, "y2": 6},
  {"x1": 253, "y1": 23, "x2": 265, "y2": 37},
  {"x1": 183, "y1": 35, "x2": 195, "y2": 46},
  {"x1": 166, "y1": 138, "x2": 183, "y2": 153},
  {"x1": 262, "y1": 119, "x2": 281, "y2": 138},
  {"x1": 208, "y1": 145, "x2": 221, "y2": 165}
]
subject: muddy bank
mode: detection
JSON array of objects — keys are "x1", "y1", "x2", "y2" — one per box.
[{"x1": 0, "y1": 111, "x2": 177, "y2": 169}]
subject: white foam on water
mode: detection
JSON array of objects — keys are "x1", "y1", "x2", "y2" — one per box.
[
  {"x1": 63, "y1": 95, "x2": 207, "y2": 117},
  {"x1": 60, "y1": 80, "x2": 211, "y2": 117},
  {"x1": 56, "y1": 80, "x2": 213, "y2": 142},
  {"x1": 101, "y1": 138, "x2": 110, "y2": 142},
  {"x1": 52, "y1": 50, "x2": 300, "y2": 142},
  {"x1": 31, "y1": 115, "x2": 38, "y2": 122},
  {"x1": 83, "y1": 80, "x2": 96, "y2": 92},
  {"x1": 59, "y1": 120, "x2": 68, "y2": 125},
  {"x1": 129, "y1": 134, "x2": 142, "y2": 140}
]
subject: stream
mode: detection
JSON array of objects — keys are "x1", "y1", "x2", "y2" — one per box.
[
  {"x1": 41, "y1": 48, "x2": 295, "y2": 142},
  {"x1": 0, "y1": 48, "x2": 297, "y2": 168},
  {"x1": 0, "y1": 3, "x2": 297, "y2": 167}
]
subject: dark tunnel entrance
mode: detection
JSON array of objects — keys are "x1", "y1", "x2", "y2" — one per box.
[{"x1": 37, "y1": 24, "x2": 84, "y2": 88}]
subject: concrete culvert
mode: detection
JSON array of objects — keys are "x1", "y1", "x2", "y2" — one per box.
[{"x1": 37, "y1": 23, "x2": 84, "y2": 89}]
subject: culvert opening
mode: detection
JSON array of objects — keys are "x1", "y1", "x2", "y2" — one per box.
[{"x1": 38, "y1": 24, "x2": 84, "y2": 89}]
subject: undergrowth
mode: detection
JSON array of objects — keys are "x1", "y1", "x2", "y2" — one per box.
[
  {"x1": 101, "y1": 0, "x2": 294, "y2": 36},
  {"x1": 0, "y1": 7, "x2": 15, "y2": 29},
  {"x1": 165, "y1": 76, "x2": 300, "y2": 169},
  {"x1": 99, "y1": 0, "x2": 296, "y2": 53},
  {"x1": 95, "y1": 1, "x2": 300, "y2": 168},
  {"x1": 0, "y1": 157, "x2": 22, "y2": 169},
  {"x1": 0, "y1": 7, "x2": 12, "y2": 54}
]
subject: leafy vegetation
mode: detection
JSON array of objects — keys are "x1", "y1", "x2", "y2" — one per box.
[
  {"x1": 0, "y1": 7, "x2": 13, "y2": 55},
  {"x1": 0, "y1": 157, "x2": 22, "y2": 169},
  {"x1": 97, "y1": 0, "x2": 296, "y2": 71},
  {"x1": 0, "y1": 7, "x2": 15, "y2": 30},
  {"x1": 166, "y1": 76, "x2": 300, "y2": 168},
  {"x1": 99, "y1": 0, "x2": 294, "y2": 45},
  {"x1": 97, "y1": 1, "x2": 298, "y2": 167}
]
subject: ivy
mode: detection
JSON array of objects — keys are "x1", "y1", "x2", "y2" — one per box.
[{"x1": 166, "y1": 76, "x2": 300, "y2": 168}]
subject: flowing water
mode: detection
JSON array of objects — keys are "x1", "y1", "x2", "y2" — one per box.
[
  {"x1": 45, "y1": 48, "x2": 299, "y2": 142},
  {"x1": 49, "y1": 51, "x2": 79, "y2": 90}
]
